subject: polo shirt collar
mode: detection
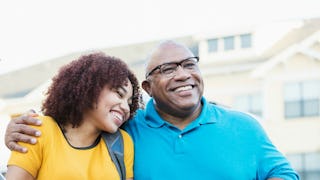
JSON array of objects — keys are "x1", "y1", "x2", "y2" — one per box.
[
  {"x1": 145, "y1": 99, "x2": 166, "y2": 128},
  {"x1": 196, "y1": 97, "x2": 217, "y2": 125},
  {"x1": 145, "y1": 97, "x2": 217, "y2": 128}
]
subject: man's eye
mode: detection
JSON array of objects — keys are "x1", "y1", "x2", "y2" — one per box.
[
  {"x1": 161, "y1": 66, "x2": 176, "y2": 74},
  {"x1": 183, "y1": 61, "x2": 196, "y2": 69}
]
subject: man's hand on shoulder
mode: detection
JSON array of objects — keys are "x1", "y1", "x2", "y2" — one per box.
[{"x1": 5, "y1": 110, "x2": 42, "y2": 153}]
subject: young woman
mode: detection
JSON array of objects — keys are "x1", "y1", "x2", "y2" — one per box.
[{"x1": 6, "y1": 52, "x2": 142, "y2": 180}]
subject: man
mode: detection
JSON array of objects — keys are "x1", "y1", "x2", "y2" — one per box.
[{"x1": 5, "y1": 41, "x2": 299, "y2": 179}]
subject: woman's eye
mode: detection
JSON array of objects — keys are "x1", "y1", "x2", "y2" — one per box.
[
  {"x1": 128, "y1": 99, "x2": 132, "y2": 106},
  {"x1": 117, "y1": 90, "x2": 124, "y2": 97}
]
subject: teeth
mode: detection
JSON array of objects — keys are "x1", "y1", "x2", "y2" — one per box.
[
  {"x1": 111, "y1": 112, "x2": 123, "y2": 122},
  {"x1": 174, "y1": 85, "x2": 192, "y2": 92}
]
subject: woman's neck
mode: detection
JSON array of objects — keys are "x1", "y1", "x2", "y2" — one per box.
[{"x1": 62, "y1": 122, "x2": 100, "y2": 148}]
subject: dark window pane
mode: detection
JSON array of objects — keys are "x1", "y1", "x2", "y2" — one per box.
[
  {"x1": 240, "y1": 34, "x2": 252, "y2": 48},
  {"x1": 303, "y1": 99, "x2": 319, "y2": 116},
  {"x1": 224, "y1": 36, "x2": 234, "y2": 50},
  {"x1": 234, "y1": 93, "x2": 262, "y2": 117},
  {"x1": 285, "y1": 101, "x2": 302, "y2": 118},
  {"x1": 208, "y1": 39, "x2": 218, "y2": 52},
  {"x1": 249, "y1": 110, "x2": 262, "y2": 117}
]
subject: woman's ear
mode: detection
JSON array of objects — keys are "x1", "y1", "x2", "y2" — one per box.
[{"x1": 142, "y1": 80, "x2": 152, "y2": 97}]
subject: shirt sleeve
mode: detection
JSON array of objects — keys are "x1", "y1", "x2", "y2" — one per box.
[
  {"x1": 7, "y1": 125, "x2": 44, "y2": 178},
  {"x1": 254, "y1": 121, "x2": 300, "y2": 179}
]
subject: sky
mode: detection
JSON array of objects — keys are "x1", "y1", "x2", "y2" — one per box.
[{"x1": 0, "y1": 0, "x2": 320, "y2": 75}]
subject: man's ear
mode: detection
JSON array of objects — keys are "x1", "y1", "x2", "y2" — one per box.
[{"x1": 142, "y1": 80, "x2": 152, "y2": 97}]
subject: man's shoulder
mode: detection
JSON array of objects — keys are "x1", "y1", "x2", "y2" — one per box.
[
  {"x1": 208, "y1": 101, "x2": 259, "y2": 124},
  {"x1": 122, "y1": 109, "x2": 146, "y2": 130},
  {"x1": 131, "y1": 109, "x2": 146, "y2": 121}
]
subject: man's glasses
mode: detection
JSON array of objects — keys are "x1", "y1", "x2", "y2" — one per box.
[{"x1": 145, "y1": 57, "x2": 199, "y2": 78}]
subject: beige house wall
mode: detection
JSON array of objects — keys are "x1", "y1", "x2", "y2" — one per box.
[
  {"x1": 200, "y1": 49, "x2": 320, "y2": 155},
  {"x1": 202, "y1": 71, "x2": 262, "y2": 106},
  {"x1": 263, "y1": 54, "x2": 320, "y2": 154}
]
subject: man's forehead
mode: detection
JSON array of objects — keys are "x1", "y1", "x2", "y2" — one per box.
[{"x1": 148, "y1": 43, "x2": 193, "y2": 66}]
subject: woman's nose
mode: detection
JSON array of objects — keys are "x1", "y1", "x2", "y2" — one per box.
[{"x1": 120, "y1": 100, "x2": 130, "y2": 114}]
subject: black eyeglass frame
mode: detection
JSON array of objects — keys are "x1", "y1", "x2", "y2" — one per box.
[{"x1": 145, "y1": 56, "x2": 199, "y2": 78}]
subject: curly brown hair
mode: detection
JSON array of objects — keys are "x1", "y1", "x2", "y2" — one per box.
[{"x1": 41, "y1": 52, "x2": 142, "y2": 128}]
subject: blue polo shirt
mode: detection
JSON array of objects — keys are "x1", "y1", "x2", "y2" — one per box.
[{"x1": 123, "y1": 97, "x2": 299, "y2": 180}]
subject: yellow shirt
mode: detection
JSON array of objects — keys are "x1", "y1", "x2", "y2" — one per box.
[{"x1": 8, "y1": 116, "x2": 134, "y2": 179}]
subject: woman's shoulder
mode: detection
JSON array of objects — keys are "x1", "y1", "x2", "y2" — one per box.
[
  {"x1": 33, "y1": 115, "x2": 59, "y2": 132},
  {"x1": 119, "y1": 129, "x2": 132, "y2": 142}
]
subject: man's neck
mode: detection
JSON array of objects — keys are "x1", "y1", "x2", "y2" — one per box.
[{"x1": 155, "y1": 103, "x2": 202, "y2": 130}]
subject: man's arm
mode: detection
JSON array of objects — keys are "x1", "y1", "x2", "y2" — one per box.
[
  {"x1": 253, "y1": 122, "x2": 300, "y2": 180},
  {"x1": 5, "y1": 112, "x2": 42, "y2": 153}
]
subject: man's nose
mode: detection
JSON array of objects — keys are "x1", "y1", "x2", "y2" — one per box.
[{"x1": 173, "y1": 65, "x2": 191, "y2": 78}]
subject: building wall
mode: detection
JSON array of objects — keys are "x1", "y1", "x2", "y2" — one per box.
[
  {"x1": 201, "y1": 41, "x2": 320, "y2": 148},
  {"x1": 263, "y1": 54, "x2": 320, "y2": 153},
  {"x1": 200, "y1": 33, "x2": 320, "y2": 178}
]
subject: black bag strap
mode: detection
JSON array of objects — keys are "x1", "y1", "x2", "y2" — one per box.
[{"x1": 101, "y1": 130, "x2": 126, "y2": 180}]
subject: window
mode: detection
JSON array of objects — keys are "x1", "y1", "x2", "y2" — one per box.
[
  {"x1": 189, "y1": 45, "x2": 199, "y2": 56},
  {"x1": 234, "y1": 93, "x2": 262, "y2": 117},
  {"x1": 240, "y1": 34, "x2": 252, "y2": 48},
  {"x1": 287, "y1": 152, "x2": 320, "y2": 179},
  {"x1": 223, "y1": 36, "x2": 234, "y2": 51},
  {"x1": 207, "y1": 38, "x2": 218, "y2": 52},
  {"x1": 284, "y1": 80, "x2": 320, "y2": 118}
]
